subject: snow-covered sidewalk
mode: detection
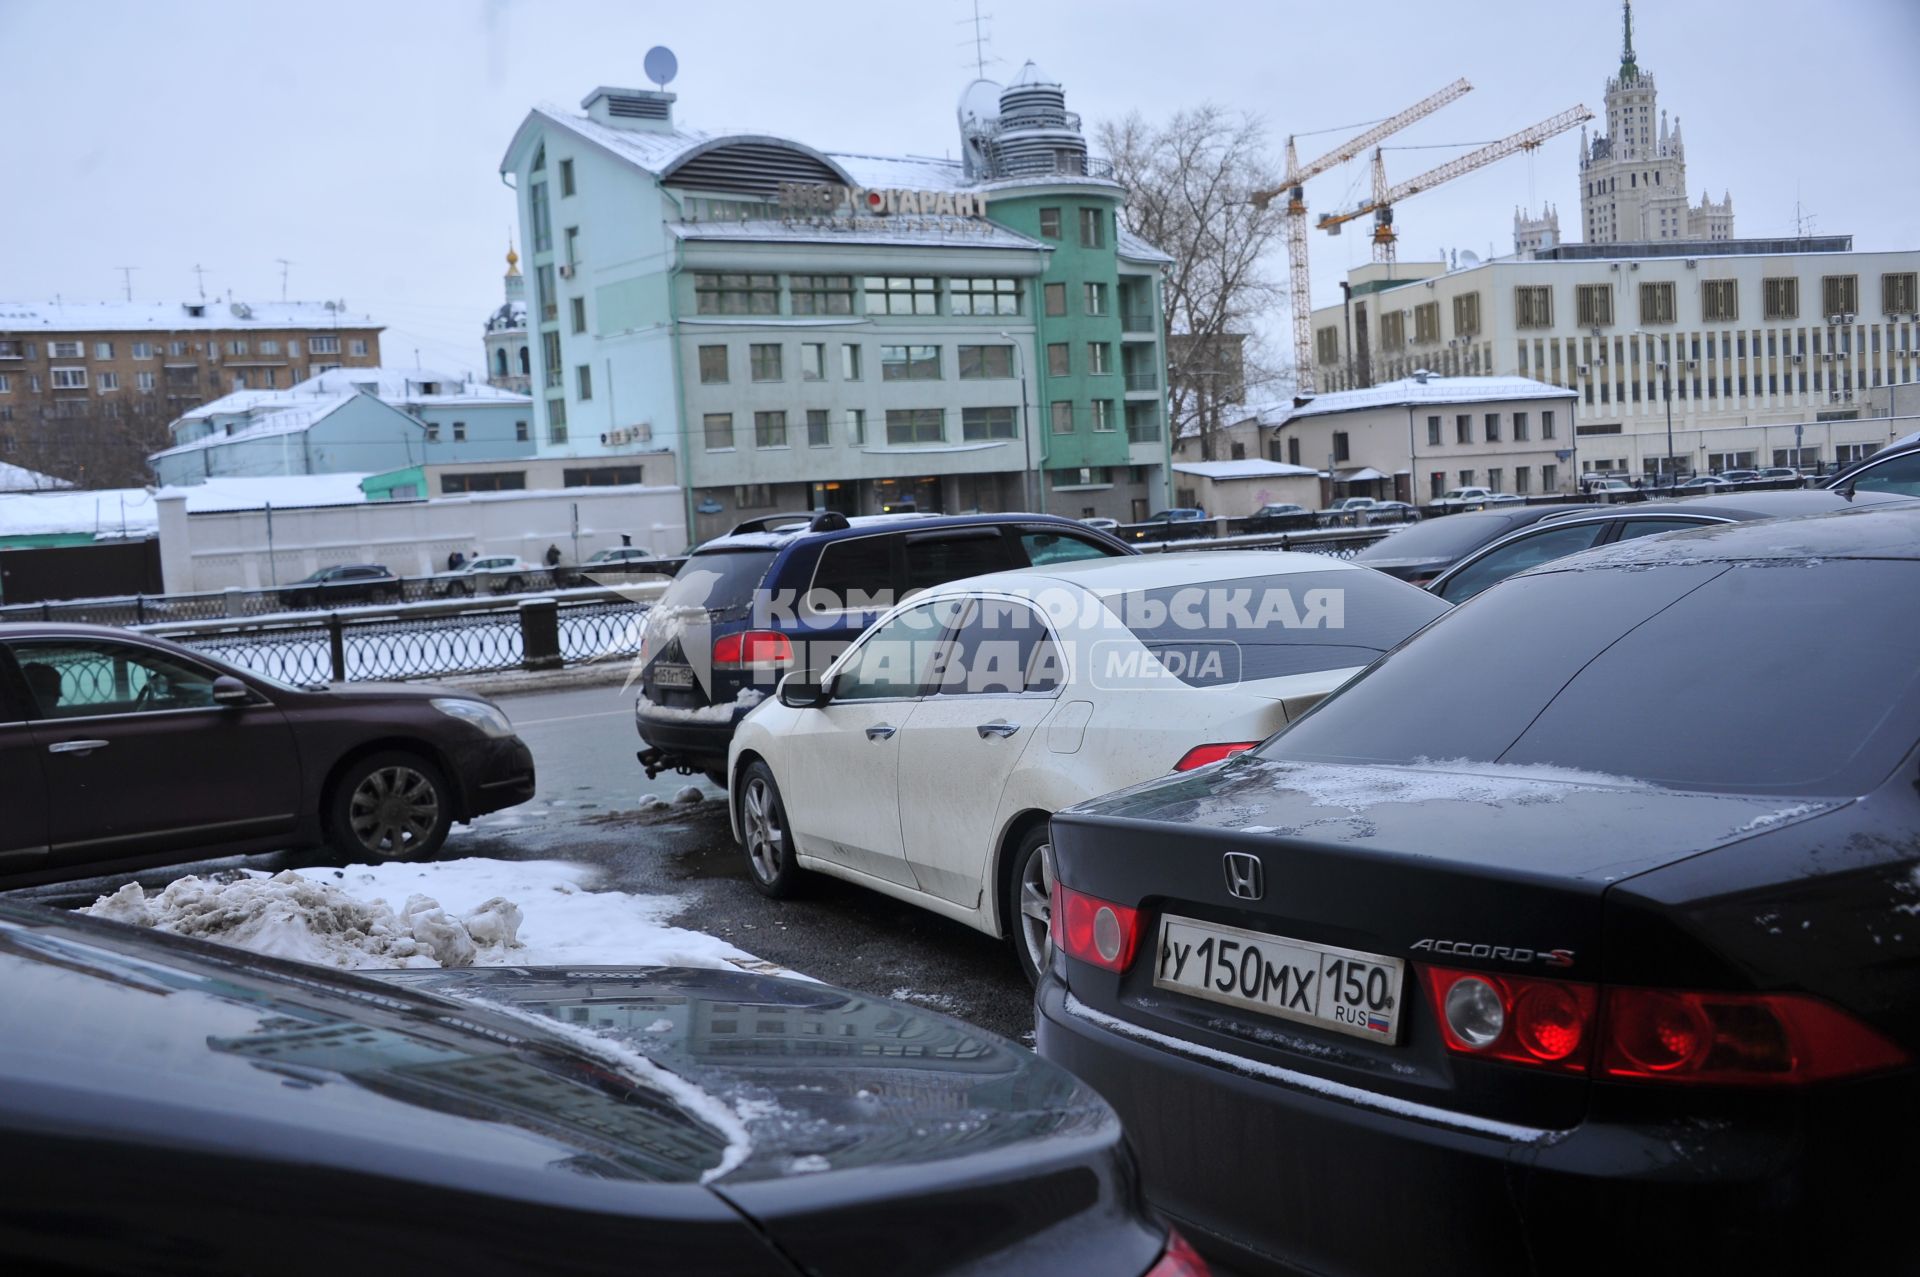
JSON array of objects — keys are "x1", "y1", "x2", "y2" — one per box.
[{"x1": 86, "y1": 856, "x2": 789, "y2": 977}]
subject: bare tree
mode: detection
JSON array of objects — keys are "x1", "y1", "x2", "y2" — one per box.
[
  {"x1": 2, "y1": 395, "x2": 175, "y2": 489},
  {"x1": 1100, "y1": 107, "x2": 1290, "y2": 455}
]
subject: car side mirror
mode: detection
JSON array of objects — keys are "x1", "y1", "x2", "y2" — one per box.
[
  {"x1": 777, "y1": 669, "x2": 834, "y2": 709},
  {"x1": 211, "y1": 675, "x2": 253, "y2": 707}
]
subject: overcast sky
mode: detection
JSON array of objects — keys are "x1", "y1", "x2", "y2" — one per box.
[{"x1": 4, "y1": 0, "x2": 1915, "y2": 379}]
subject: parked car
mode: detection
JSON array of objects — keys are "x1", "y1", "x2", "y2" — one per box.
[
  {"x1": 1425, "y1": 488, "x2": 1918, "y2": 605},
  {"x1": 1354, "y1": 499, "x2": 1421, "y2": 525},
  {"x1": 583, "y1": 545, "x2": 658, "y2": 566},
  {"x1": 1716, "y1": 468, "x2": 1763, "y2": 482},
  {"x1": 1675, "y1": 474, "x2": 1733, "y2": 490},
  {"x1": 1756, "y1": 466, "x2": 1806, "y2": 483},
  {"x1": 275, "y1": 564, "x2": 401, "y2": 610},
  {"x1": 0, "y1": 622, "x2": 534, "y2": 884},
  {"x1": 1315, "y1": 496, "x2": 1382, "y2": 527},
  {"x1": 1584, "y1": 477, "x2": 1640, "y2": 501},
  {"x1": 1827, "y1": 439, "x2": 1920, "y2": 498},
  {"x1": 727, "y1": 551, "x2": 1449, "y2": 985},
  {"x1": 443, "y1": 555, "x2": 536, "y2": 596},
  {"x1": 1036, "y1": 502, "x2": 1920, "y2": 1275},
  {"x1": 555, "y1": 545, "x2": 676, "y2": 587},
  {"x1": 1239, "y1": 503, "x2": 1316, "y2": 533},
  {"x1": 1346, "y1": 504, "x2": 1590, "y2": 586},
  {"x1": 1080, "y1": 516, "x2": 1122, "y2": 533},
  {"x1": 0, "y1": 902, "x2": 1204, "y2": 1276},
  {"x1": 1430, "y1": 486, "x2": 1521, "y2": 512},
  {"x1": 1125, "y1": 509, "x2": 1212, "y2": 543},
  {"x1": 635, "y1": 512, "x2": 1134, "y2": 786}
]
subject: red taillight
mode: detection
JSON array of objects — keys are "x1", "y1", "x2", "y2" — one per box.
[
  {"x1": 1144, "y1": 1227, "x2": 1211, "y2": 1276},
  {"x1": 1049, "y1": 883, "x2": 1141, "y2": 973},
  {"x1": 1599, "y1": 988, "x2": 1908, "y2": 1085},
  {"x1": 1172, "y1": 742, "x2": 1260, "y2": 772},
  {"x1": 711, "y1": 629, "x2": 794, "y2": 669},
  {"x1": 1419, "y1": 965, "x2": 1910, "y2": 1085},
  {"x1": 1419, "y1": 966, "x2": 1597, "y2": 1074}
]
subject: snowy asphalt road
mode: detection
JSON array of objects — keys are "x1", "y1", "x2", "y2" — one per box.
[{"x1": 8, "y1": 679, "x2": 1037, "y2": 1043}]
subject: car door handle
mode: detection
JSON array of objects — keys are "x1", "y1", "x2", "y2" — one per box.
[
  {"x1": 976, "y1": 721, "x2": 1021, "y2": 739},
  {"x1": 865, "y1": 724, "x2": 897, "y2": 741},
  {"x1": 48, "y1": 739, "x2": 110, "y2": 755}
]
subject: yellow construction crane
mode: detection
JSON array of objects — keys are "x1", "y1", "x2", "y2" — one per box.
[
  {"x1": 1252, "y1": 79, "x2": 1471, "y2": 395},
  {"x1": 1317, "y1": 104, "x2": 1595, "y2": 263}
]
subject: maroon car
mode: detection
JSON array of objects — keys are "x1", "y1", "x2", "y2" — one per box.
[{"x1": 0, "y1": 622, "x2": 534, "y2": 886}]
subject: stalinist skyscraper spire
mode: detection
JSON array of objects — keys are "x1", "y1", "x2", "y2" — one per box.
[{"x1": 1577, "y1": 1, "x2": 1734, "y2": 244}]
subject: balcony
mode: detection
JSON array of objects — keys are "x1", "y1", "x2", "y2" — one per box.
[
  {"x1": 544, "y1": 368, "x2": 563, "y2": 390},
  {"x1": 1126, "y1": 415, "x2": 1161, "y2": 444},
  {"x1": 1121, "y1": 311, "x2": 1156, "y2": 335},
  {"x1": 1124, "y1": 370, "x2": 1159, "y2": 393}
]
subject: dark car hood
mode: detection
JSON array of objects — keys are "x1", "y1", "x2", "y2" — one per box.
[
  {"x1": 301, "y1": 680, "x2": 472, "y2": 701},
  {"x1": 1349, "y1": 553, "x2": 1453, "y2": 576},
  {"x1": 1062, "y1": 753, "x2": 1849, "y2": 886}
]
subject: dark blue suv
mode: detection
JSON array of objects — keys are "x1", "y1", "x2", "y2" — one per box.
[{"x1": 635, "y1": 511, "x2": 1134, "y2": 783}]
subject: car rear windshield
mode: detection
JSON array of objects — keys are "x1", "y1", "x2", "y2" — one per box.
[
  {"x1": 1103, "y1": 569, "x2": 1449, "y2": 686},
  {"x1": 1263, "y1": 559, "x2": 1920, "y2": 797},
  {"x1": 657, "y1": 549, "x2": 778, "y2": 612},
  {"x1": 1354, "y1": 512, "x2": 1530, "y2": 562}
]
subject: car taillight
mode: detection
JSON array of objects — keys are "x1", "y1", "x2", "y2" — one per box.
[
  {"x1": 1172, "y1": 742, "x2": 1260, "y2": 772},
  {"x1": 711, "y1": 630, "x2": 794, "y2": 669},
  {"x1": 1420, "y1": 966, "x2": 1598, "y2": 1074},
  {"x1": 1050, "y1": 883, "x2": 1141, "y2": 973},
  {"x1": 1143, "y1": 1227, "x2": 1211, "y2": 1276},
  {"x1": 1420, "y1": 965, "x2": 1909, "y2": 1085},
  {"x1": 1599, "y1": 988, "x2": 1908, "y2": 1085}
]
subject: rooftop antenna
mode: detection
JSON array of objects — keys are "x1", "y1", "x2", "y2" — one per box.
[
  {"x1": 1793, "y1": 186, "x2": 1817, "y2": 239},
  {"x1": 959, "y1": 0, "x2": 992, "y2": 76},
  {"x1": 275, "y1": 258, "x2": 294, "y2": 302},
  {"x1": 113, "y1": 266, "x2": 137, "y2": 302},
  {"x1": 191, "y1": 264, "x2": 208, "y2": 299},
  {"x1": 643, "y1": 45, "x2": 678, "y2": 91}
]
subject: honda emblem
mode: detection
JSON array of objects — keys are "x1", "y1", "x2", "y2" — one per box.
[{"x1": 1222, "y1": 852, "x2": 1264, "y2": 901}]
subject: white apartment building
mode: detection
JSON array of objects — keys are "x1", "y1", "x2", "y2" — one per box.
[{"x1": 1309, "y1": 241, "x2": 1920, "y2": 478}]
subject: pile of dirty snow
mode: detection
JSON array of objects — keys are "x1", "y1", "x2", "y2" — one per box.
[{"x1": 84, "y1": 857, "x2": 787, "y2": 976}]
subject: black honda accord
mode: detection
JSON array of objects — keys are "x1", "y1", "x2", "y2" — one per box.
[
  {"x1": 1037, "y1": 504, "x2": 1920, "y2": 1276},
  {"x1": 0, "y1": 902, "x2": 1206, "y2": 1275}
]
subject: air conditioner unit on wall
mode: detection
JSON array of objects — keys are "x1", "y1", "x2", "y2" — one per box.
[{"x1": 558, "y1": 264, "x2": 575, "y2": 279}]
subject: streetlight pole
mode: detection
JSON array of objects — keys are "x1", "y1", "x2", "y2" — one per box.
[
  {"x1": 1662, "y1": 359, "x2": 1675, "y2": 486},
  {"x1": 1001, "y1": 331, "x2": 1038, "y2": 513}
]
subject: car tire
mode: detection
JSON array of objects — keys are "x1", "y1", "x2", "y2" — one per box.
[
  {"x1": 1005, "y1": 822, "x2": 1053, "y2": 988},
  {"x1": 505, "y1": 575, "x2": 526, "y2": 593},
  {"x1": 326, "y1": 750, "x2": 452, "y2": 862},
  {"x1": 736, "y1": 761, "x2": 804, "y2": 899}
]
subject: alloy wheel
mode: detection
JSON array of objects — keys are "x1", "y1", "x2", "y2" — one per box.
[
  {"x1": 1018, "y1": 841, "x2": 1055, "y2": 975},
  {"x1": 348, "y1": 764, "x2": 441, "y2": 856},
  {"x1": 742, "y1": 777, "x2": 785, "y2": 883}
]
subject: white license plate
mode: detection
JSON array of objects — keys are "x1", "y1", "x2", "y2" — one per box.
[
  {"x1": 1153, "y1": 913, "x2": 1406, "y2": 1044},
  {"x1": 651, "y1": 663, "x2": 695, "y2": 688}
]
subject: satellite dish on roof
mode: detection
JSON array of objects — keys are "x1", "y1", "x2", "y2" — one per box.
[
  {"x1": 644, "y1": 45, "x2": 678, "y2": 89},
  {"x1": 1458, "y1": 250, "x2": 1481, "y2": 267}
]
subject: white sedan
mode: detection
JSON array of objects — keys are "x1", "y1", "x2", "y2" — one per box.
[{"x1": 726, "y1": 551, "x2": 1449, "y2": 983}]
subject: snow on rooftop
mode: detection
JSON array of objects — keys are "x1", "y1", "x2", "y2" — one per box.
[
  {"x1": 1257, "y1": 375, "x2": 1577, "y2": 424},
  {"x1": 1171, "y1": 459, "x2": 1324, "y2": 481},
  {"x1": 150, "y1": 396, "x2": 368, "y2": 459},
  {"x1": 672, "y1": 218, "x2": 1045, "y2": 252},
  {"x1": 0, "y1": 488, "x2": 159, "y2": 538},
  {"x1": 0, "y1": 299, "x2": 381, "y2": 334},
  {"x1": 167, "y1": 473, "x2": 377, "y2": 513},
  {"x1": 0, "y1": 461, "x2": 71, "y2": 493},
  {"x1": 1116, "y1": 226, "x2": 1174, "y2": 265}
]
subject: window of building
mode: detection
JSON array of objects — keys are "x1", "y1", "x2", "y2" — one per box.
[
  {"x1": 575, "y1": 366, "x2": 592, "y2": 400},
  {"x1": 1484, "y1": 412, "x2": 1501, "y2": 441},
  {"x1": 51, "y1": 368, "x2": 87, "y2": 389},
  {"x1": 90, "y1": 340, "x2": 114, "y2": 360},
  {"x1": 1332, "y1": 431, "x2": 1350, "y2": 462},
  {"x1": 698, "y1": 344, "x2": 729, "y2": 384},
  {"x1": 1458, "y1": 469, "x2": 1475, "y2": 487},
  {"x1": 958, "y1": 345, "x2": 1013, "y2": 379},
  {"x1": 1513, "y1": 410, "x2": 1529, "y2": 440},
  {"x1": 1088, "y1": 342, "x2": 1112, "y2": 375},
  {"x1": 441, "y1": 471, "x2": 527, "y2": 494},
  {"x1": 1514, "y1": 286, "x2": 1552, "y2": 329},
  {"x1": 1426, "y1": 415, "x2": 1442, "y2": 446},
  {"x1": 1044, "y1": 283, "x2": 1067, "y2": 316},
  {"x1": 1514, "y1": 466, "x2": 1531, "y2": 494},
  {"x1": 1414, "y1": 301, "x2": 1441, "y2": 345},
  {"x1": 530, "y1": 181, "x2": 551, "y2": 253},
  {"x1": 864, "y1": 276, "x2": 938, "y2": 316},
  {"x1": 1541, "y1": 463, "x2": 1558, "y2": 490},
  {"x1": 536, "y1": 264, "x2": 556, "y2": 322},
  {"x1": 1486, "y1": 467, "x2": 1503, "y2": 492},
  {"x1": 559, "y1": 157, "x2": 575, "y2": 197},
  {"x1": 750, "y1": 343, "x2": 783, "y2": 381},
  {"x1": 1823, "y1": 274, "x2": 1860, "y2": 318},
  {"x1": 47, "y1": 340, "x2": 79, "y2": 359},
  {"x1": 800, "y1": 342, "x2": 825, "y2": 381},
  {"x1": 515, "y1": 419, "x2": 529, "y2": 442},
  {"x1": 1455, "y1": 413, "x2": 1471, "y2": 444},
  {"x1": 564, "y1": 465, "x2": 649, "y2": 488},
  {"x1": 962, "y1": 406, "x2": 1017, "y2": 440},
  {"x1": 226, "y1": 340, "x2": 248, "y2": 356},
  {"x1": 547, "y1": 395, "x2": 568, "y2": 443},
  {"x1": 950, "y1": 277, "x2": 1021, "y2": 316},
  {"x1": 1453, "y1": 292, "x2": 1482, "y2": 337},
  {"x1": 1083, "y1": 282, "x2": 1108, "y2": 316},
  {"x1": 542, "y1": 331, "x2": 562, "y2": 387},
  {"x1": 703, "y1": 412, "x2": 734, "y2": 450},
  {"x1": 754, "y1": 410, "x2": 788, "y2": 448},
  {"x1": 808, "y1": 409, "x2": 830, "y2": 447},
  {"x1": 885, "y1": 408, "x2": 943, "y2": 445},
  {"x1": 447, "y1": 420, "x2": 466, "y2": 441},
  {"x1": 167, "y1": 340, "x2": 187, "y2": 357},
  {"x1": 1638, "y1": 281, "x2": 1676, "y2": 325},
  {"x1": 1054, "y1": 467, "x2": 1113, "y2": 488},
  {"x1": 570, "y1": 296, "x2": 586, "y2": 334},
  {"x1": 791, "y1": 275, "x2": 854, "y2": 315},
  {"x1": 1575, "y1": 284, "x2": 1614, "y2": 328},
  {"x1": 261, "y1": 339, "x2": 282, "y2": 356},
  {"x1": 881, "y1": 345, "x2": 940, "y2": 380},
  {"x1": 1288, "y1": 436, "x2": 1302, "y2": 466},
  {"x1": 137, "y1": 371, "x2": 155, "y2": 392},
  {"x1": 1703, "y1": 278, "x2": 1738, "y2": 322},
  {"x1": 686, "y1": 272, "x2": 775, "y2": 318},
  {"x1": 349, "y1": 338, "x2": 368, "y2": 357},
  {"x1": 310, "y1": 334, "x2": 342, "y2": 356},
  {"x1": 1314, "y1": 326, "x2": 1341, "y2": 367},
  {"x1": 97, "y1": 371, "x2": 119, "y2": 391},
  {"x1": 1092, "y1": 400, "x2": 1115, "y2": 432},
  {"x1": 1885, "y1": 273, "x2": 1919, "y2": 316},
  {"x1": 563, "y1": 227, "x2": 580, "y2": 268},
  {"x1": 1078, "y1": 207, "x2": 1105, "y2": 248},
  {"x1": 850, "y1": 409, "x2": 866, "y2": 444},
  {"x1": 1051, "y1": 401, "x2": 1074, "y2": 434},
  {"x1": 1046, "y1": 342, "x2": 1070, "y2": 376},
  {"x1": 1039, "y1": 208, "x2": 1061, "y2": 238},
  {"x1": 124, "y1": 341, "x2": 151, "y2": 359},
  {"x1": 1380, "y1": 311, "x2": 1406, "y2": 350}
]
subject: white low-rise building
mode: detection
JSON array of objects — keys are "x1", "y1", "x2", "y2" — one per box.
[{"x1": 1167, "y1": 459, "x2": 1323, "y2": 517}]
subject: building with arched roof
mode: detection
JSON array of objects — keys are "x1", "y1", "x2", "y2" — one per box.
[{"x1": 483, "y1": 239, "x2": 530, "y2": 394}]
